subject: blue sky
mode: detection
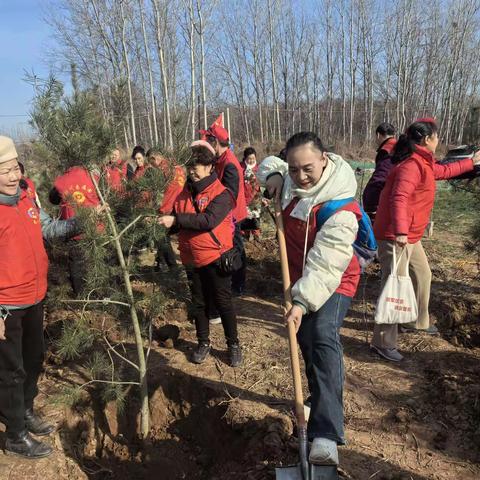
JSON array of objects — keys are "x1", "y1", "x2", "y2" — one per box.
[{"x1": 0, "y1": 0, "x2": 52, "y2": 137}]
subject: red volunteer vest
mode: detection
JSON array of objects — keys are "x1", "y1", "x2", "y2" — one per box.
[
  {"x1": 215, "y1": 149, "x2": 248, "y2": 222},
  {"x1": 54, "y1": 166, "x2": 100, "y2": 220},
  {"x1": 174, "y1": 179, "x2": 234, "y2": 268},
  {"x1": 283, "y1": 199, "x2": 361, "y2": 299},
  {"x1": 105, "y1": 160, "x2": 128, "y2": 191},
  {"x1": 0, "y1": 191, "x2": 49, "y2": 306}
]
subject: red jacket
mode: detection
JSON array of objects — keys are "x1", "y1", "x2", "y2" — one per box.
[
  {"x1": 159, "y1": 166, "x2": 187, "y2": 214},
  {"x1": 174, "y1": 179, "x2": 234, "y2": 268},
  {"x1": 0, "y1": 191, "x2": 49, "y2": 306},
  {"x1": 241, "y1": 163, "x2": 260, "y2": 205},
  {"x1": 54, "y1": 166, "x2": 100, "y2": 220},
  {"x1": 374, "y1": 146, "x2": 474, "y2": 243},
  {"x1": 133, "y1": 165, "x2": 147, "y2": 180},
  {"x1": 105, "y1": 160, "x2": 128, "y2": 190},
  {"x1": 216, "y1": 149, "x2": 248, "y2": 222},
  {"x1": 283, "y1": 199, "x2": 362, "y2": 299}
]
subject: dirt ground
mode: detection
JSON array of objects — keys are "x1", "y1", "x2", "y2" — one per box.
[{"x1": 1, "y1": 215, "x2": 479, "y2": 480}]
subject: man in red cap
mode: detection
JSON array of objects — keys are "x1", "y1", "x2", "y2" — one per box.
[{"x1": 200, "y1": 122, "x2": 248, "y2": 295}]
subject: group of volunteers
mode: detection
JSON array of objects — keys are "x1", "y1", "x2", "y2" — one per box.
[{"x1": 0, "y1": 114, "x2": 478, "y2": 467}]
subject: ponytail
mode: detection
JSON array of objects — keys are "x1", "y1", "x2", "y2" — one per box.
[{"x1": 391, "y1": 119, "x2": 438, "y2": 164}]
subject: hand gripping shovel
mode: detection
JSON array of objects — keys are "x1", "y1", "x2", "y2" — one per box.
[{"x1": 273, "y1": 198, "x2": 339, "y2": 480}]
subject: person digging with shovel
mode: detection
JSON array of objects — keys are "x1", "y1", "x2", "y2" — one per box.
[{"x1": 258, "y1": 132, "x2": 362, "y2": 468}]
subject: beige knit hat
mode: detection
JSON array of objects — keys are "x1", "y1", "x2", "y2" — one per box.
[{"x1": 0, "y1": 136, "x2": 18, "y2": 164}]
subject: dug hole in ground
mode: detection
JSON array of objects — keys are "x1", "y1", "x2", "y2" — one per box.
[{"x1": 1, "y1": 187, "x2": 479, "y2": 480}]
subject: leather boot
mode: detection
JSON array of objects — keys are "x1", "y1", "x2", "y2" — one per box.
[
  {"x1": 25, "y1": 408, "x2": 55, "y2": 436},
  {"x1": 5, "y1": 430, "x2": 53, "y2": 459}
]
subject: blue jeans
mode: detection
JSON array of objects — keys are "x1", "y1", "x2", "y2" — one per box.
[{"x1": 297, "y1": 293, "x2": 352, "y2": 444}]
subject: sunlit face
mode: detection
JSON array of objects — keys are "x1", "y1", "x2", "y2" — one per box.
[
  {"x1": 110, "y1": 149, "x2": 121, "y2": 164},
  {"x1": 188, "y1": 163, "x2": 213, "y2": 182},
  {"x1": 245, "y1": 154, "x2": 256, "y2": 167},
  {"x1": 287, "y1": 143, "x2": 328, "y2": 190},
  {"x1": 0, "y1": 159, "x2": 22, "y2": 196},
  {"x1": 424, "y1": 132, "x2": 439, "y2": 153},
  {"x1": 134, "y1": 153, "x2": 145, "y2": 167},
  {"x1": 376, "y1": 133, "x2": 388, "y2": 147},
  {"x1": 149, "y1": 154, "x2": 168, "y2": 172}
]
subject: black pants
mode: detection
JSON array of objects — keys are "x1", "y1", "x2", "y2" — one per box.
[
  {"x1": 191, "y1": 263, "x2": 239, "y2": 346},
  {"x1": 231, "y1": 223, "x2": 246, "y2": 293},
  {"x1": 68, "y1": 242, "x2": 86, "y2": 296},
  {"x1": 156, "y1": 235, "x2": 176, "y2": 268},
  {"x1": 0, "y1": 302, "x2": 45, "y2": 436}
]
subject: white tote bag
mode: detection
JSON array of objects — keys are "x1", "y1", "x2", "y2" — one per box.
[{"x1": 374, "y1": 247, "x2": 418, "y2": 325}]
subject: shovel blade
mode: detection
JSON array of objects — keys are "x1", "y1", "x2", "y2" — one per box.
[
  {"x1": 275, "y1": 465, "x2": 303, "y2": 480},
  {"x1": 310, "y1": 464, "x2": 339, "y2": 480},
  {"x1": 275, "y1": 464, "x2": 339, "y2": 480}
]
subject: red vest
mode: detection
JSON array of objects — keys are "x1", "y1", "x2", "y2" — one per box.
[
  {"x1": 23, "y1": 177, "x2": 37, "y2": 200},
  {"x1": 159, "y1": 165, "x2": 187, "y2": 214},
  {"x1": 54, "y1": 166, "x2": 100, "y2": 220},
  {"x1": 283, "y1": 199, "x2": 361, "y2": 298},
  {"x1": 216, "y1": 149, "x2": 248, "y2": 222},
  {"x1": 105, "y1": 160, "x2": 127, "y2": 190},
  {"x1": 174, "y1": 178, "x2": 234, "y2": 268},
  {"x1": 0, "y1": 191, "x2": 49, "y2": 306}
]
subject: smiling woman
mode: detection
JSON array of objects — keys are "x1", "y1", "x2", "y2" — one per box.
[
  {"x1": 257, "y1": 131, "x2": 362, "y2": 466},
  {"x1": 0, "y1": 135, "x2": 80, "y2": 460}
]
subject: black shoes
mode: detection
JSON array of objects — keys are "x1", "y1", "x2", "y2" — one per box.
[
  {"x1": 5, "y1": 430, "x2": 53, "y2": 459},
  {"x1": 192, "y1": 342, "x2": 211, "y2": 364},
  {"x1": 25, "y1": 408, "x2": 56, "y2": 436},
  {"x1": 228, "y1": 343, "x2": 243, "y2": 367}
]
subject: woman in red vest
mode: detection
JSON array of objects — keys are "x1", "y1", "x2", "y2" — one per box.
[
  {"x1": 158, "y1": 141, "x2": 242, "y2": 367},
  {"x1": 372, "y1": 118, "x2": 479, "y2": 362},
  {"x1": 259, "y1": 132, "x2": 362, "y2": 466},
  {"x1": 0, "y1": 136, "x2": 79, "y2": 459}
]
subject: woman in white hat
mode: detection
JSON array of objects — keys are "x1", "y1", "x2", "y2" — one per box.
[{"x1": 0, "y1": 136, "x2": 78, "y2": 458}]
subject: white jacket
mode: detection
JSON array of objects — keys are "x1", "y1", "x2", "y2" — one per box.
[{"x1": 257, "y1": 154, "x2": 359, "y2": 313}]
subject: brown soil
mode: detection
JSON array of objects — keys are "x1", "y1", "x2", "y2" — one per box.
[{"x1": 2, "y1": 228, "x2": 479, "y2": 480}]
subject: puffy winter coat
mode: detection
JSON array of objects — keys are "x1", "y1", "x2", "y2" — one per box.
[
  {"x1": 174, "y1": 175, "x2": 234, "y2": 268},
  {"x1": 362, "y1": 137, "x2": 396, "y2": 214},
  {"x1": 374, "y1": 145, "x2": 474, "y2": 243},
  {"x1": 216, "y1": 149, "x2": 248, "y2": 222},
  {"x1": 257, "y1": 154, "x2": 360, "y2": 314}
]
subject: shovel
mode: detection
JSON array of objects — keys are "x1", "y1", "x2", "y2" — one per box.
[{"x1": 273, "y1": 197, "x2": 339, "y2": 480}]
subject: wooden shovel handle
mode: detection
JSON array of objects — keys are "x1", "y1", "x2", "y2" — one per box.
[{"x1": 274, "y1": 197, "x2": 307, "y2": 429}]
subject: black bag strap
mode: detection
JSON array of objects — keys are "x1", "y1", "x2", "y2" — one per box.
[{"x1": 191, "y1": 194, "x2": 222, "y2": 247}]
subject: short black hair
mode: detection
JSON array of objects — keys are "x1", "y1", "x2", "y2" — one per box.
[
  {"x1": 131, "y1": 145, "x2": 146, "y2": 159},
  {"x1": 376, "y1": 122, "x2": 396, "y2": 136},
  {"x1": 285, "y1": 132, "x2": 325, "y2": 154},
  {"x1": 243, "y1": 147, "x2": 256, "y2": 159}
]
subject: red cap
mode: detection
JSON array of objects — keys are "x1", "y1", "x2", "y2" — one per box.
[
  {"x1": 199, "y1": 114, "x2": 229, "y2": 143},
  {"x1": 415, "y1": 117, "x2": 437, "y2": 126}
]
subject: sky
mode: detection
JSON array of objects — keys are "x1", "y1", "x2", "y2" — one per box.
[{"x1": 0, "y1": 0, "x2": 52, "y2": 139}]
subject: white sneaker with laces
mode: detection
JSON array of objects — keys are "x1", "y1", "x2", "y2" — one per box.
[
  {"x1": 209, "y1": 317, "x2": 222, "y2": 325},
  {"x1": 309, "y1": 437, "x2": 339, "y2": 465}
]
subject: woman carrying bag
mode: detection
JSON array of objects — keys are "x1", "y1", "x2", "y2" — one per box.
[
  {"x1": 371, "y1": 118, "x2": 480, "y2": 362},
  {"x1": 158, "y1": 141, "x2": 242, "y2": 367}
]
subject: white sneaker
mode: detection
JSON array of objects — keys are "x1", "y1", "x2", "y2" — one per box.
[
  {"x1": 309, "y1": 437, "x2": 339, "y2": 465},
  {"x1": 209, "y1": 317, "x2": 222, "y2": 325}
]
